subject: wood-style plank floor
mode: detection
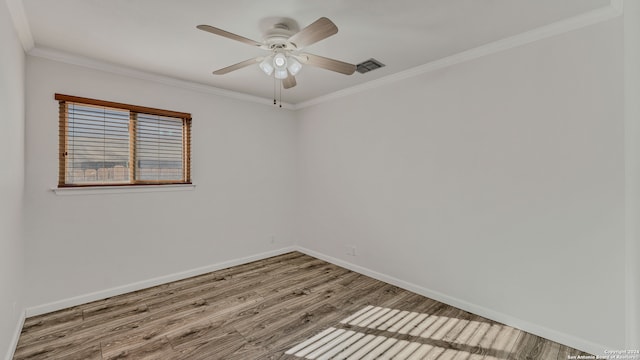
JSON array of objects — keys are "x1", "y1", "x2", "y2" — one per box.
[{"x1": 14, "y1": 252, "x2": 592, "y2": 359}]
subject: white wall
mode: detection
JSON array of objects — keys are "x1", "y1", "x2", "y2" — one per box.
[
  {"x1": 624, "y1": 0, "x2": 640, "y2": 349},
  {"x1": 0, "y1": 0, "x2": 25, "y2": 358},
  {"x1": 24, "y1": 56, "x2": 298, "y2": 310},
  {"x1": 296, "y1": 18, "x2": 625, "y2": 352}
]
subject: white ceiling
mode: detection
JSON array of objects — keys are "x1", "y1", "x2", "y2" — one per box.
[{"x1": 21, "y1": 0, "x2": 612, "y2": 104}]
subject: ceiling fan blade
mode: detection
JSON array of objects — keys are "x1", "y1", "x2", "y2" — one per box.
[
  {"x1": 288, "y1": 17, "x2": 338, "y2": 49},
  {"x1": 212, "y1": 58, "x2": 260, "y2": 75},
  {"x1": 282, "y1": 72, "x2": 297, "y2": 89},
  {"x1": 197, "y1": 25, "x2": 263, "y2": 47},
  {"x1": 299, "y1": 53, "x2": 356, "y2": 75}
]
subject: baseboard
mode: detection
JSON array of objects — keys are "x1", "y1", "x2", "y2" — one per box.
[
  {"x1": 5, "y1": 309, "x2": 25, "y2": 360},
  {"x1": 25, "y1": 246, "x2": 296, "y2": 317},
  {"x1": 294, "y1": 246, "x2": 609, "y2": 356}
]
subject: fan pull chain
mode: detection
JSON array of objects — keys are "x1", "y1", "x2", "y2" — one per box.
[
  {"x1": 273, "y1": 76, "x2": 276, "y2": 105},
  {"x1": 279, "y1": 80, "x2": 282, "y2": 108}
]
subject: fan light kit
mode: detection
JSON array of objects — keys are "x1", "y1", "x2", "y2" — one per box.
[
  {"x1": 260, "y1": 54, "x2": 302, "y2": 79},
  {"x1": 197, "y1": 17, "x2": 357, "y2": 107}
]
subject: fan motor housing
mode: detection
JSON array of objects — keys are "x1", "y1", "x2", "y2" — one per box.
[{"x1": 262, "y1": 23, "x2": 297, "y2": 50}]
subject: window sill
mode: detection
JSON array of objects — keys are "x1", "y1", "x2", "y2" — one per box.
[{"x1": 51, "y1": 184, "x2": 196, "y2": 196}]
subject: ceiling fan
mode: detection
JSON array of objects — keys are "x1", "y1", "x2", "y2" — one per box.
[{"x1": 196, "y1": 17, "x2": 356, "y2": 90}]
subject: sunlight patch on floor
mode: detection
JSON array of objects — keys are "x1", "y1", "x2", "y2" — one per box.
[{"x1": 285, "y1": 305, "x2": 518, "y2": 360}]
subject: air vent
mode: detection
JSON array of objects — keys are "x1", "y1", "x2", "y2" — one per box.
[{"x1": 356, "y1": 58, "x2": 385, "y2": 74}]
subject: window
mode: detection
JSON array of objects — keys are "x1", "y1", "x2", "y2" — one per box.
[{"x1": 56, "y1": 94, "x2": 191, "y2": 187}]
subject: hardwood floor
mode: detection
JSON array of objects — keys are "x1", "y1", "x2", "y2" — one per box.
[{"x1": 14, "y1": 252, "x2": 591, "y2": 359}]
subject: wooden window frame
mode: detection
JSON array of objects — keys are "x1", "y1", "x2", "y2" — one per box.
[{"x1": 56, "y1": 93, "x2": 192, "y2": 187}]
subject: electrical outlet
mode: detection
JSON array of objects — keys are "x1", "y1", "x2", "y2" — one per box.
[{"x1": 346, "y1": 245, "x2": 357, "y2": 256}]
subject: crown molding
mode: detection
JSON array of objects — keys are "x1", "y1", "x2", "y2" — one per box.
[
  {"x1": 5, "y1": 0, "x2": 34, "y2": 51},
  {"x1": 294, "y1": 0, "x2": 624, "y2": 110},
  {"x1": 27, "y1": 46, "x2": 295, "y2": 110},
  {"x1": 20, "y1": 1, "x2": 622, "y2": 110}
]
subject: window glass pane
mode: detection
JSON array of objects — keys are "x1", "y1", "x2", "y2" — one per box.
[
  {"x1": 66, "y1": 103, "x2": 130, "y2": 184},
  {"x1": 135, "y1": 113, "x2": 184, "y2": 181}
]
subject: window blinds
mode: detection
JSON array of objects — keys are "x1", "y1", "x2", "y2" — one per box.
[
  {"x1": 56, "y1": 94, "x2": 191, "y2": 187},
  {"x1": 135, "y1": 113, "x2": 185, "y2": 181},
  {"x1": 65, "y1": 103, "x2": 130, "y2": 184}
]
